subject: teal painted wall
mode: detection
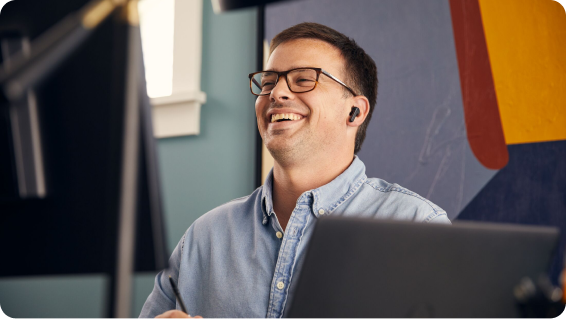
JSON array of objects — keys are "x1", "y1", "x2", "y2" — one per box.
[
  {"x1": 0, "y1": 276, "x2": 107, "y2": 318},
  {"x1": 157, "y1": 1, "x2": 257, "y2": 252},
  {"x1": 133, "y1": 0, "x2": 258, "y2": 315},
  {"x1": 0, "y1": 1, "x2": 257, "y2": 317}
]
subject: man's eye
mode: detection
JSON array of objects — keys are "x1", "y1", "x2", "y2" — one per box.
[
  {"x1": 295, "y1": 78, "x2": 315, "y2": 85},
  {"x1": 262, "y1": 82, "x2": 275, "y2": 87}
]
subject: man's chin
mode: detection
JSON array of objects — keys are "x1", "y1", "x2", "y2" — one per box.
[
  {"x1": 266, "y1": 142, "x2": 312, "y2": 167},
  {"x1": 266, "y1": 144, "x2": 293, "y2": 158}
]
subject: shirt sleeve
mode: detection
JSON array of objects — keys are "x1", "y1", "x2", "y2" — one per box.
[
  {"x1": 420, "y1": 199, "x2": 451, "y2": 224},
  {"x1": 139, "y1": 230, "x2": 186, "y2": 318},
  {"x1": 426, "y1": 211, "x2": 451, "y2": 224}
]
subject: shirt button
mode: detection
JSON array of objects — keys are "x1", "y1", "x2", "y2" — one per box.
[
  {"x1": 318, "y1": 209, "x2": 325, "y2": 215},
  {"x1": 276, "y1": 231, "x2": 283, "y2": 239},
  {"x1": 277, "y1": 281, "x2": 285, "y2": 289}
]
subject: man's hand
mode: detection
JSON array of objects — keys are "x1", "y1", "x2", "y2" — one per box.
[{"x1": 155, "y1": 310, "x2": 202, "y2": 318}]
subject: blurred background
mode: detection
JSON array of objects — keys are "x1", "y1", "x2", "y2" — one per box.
[{"x1": 0, "y1": 0, "x2": 257, "y2": 317}]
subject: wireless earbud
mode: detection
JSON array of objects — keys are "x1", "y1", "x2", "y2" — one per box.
[{"x1": 349, "y1": 107, "x2": 360, "y2": 122}]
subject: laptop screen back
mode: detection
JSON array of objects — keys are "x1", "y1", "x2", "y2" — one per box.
[{"x1": 287, "y1": 217, "x2": 559, "y2": 317}]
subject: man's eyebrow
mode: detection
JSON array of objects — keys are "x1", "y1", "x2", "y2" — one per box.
[{"x1": 263, "y1": 66, "x2": 315, "y2": 72}]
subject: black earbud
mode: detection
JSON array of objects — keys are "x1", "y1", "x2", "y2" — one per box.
[{"x1": 349, "y1": 107, "x2": 360, "y2": 122}]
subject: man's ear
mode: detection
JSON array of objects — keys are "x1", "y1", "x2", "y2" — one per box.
[{"x1": 346, "y1": 95, "x2": 370, "y2": 127}]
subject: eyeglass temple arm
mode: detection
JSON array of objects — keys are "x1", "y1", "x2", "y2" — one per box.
[
  {"x1": 251, "y1": 77, "x2": 261, "y2": 89},
  {"x1": 321, "y1": 69, "x2": 358, "y2": 96}
]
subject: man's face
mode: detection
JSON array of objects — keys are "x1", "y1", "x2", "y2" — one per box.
[{"x1": 255, "y1": 39, "x2": 353, "y2": 164}]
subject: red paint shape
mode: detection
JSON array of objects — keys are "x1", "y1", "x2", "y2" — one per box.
[{"x1": 449, "y1": 0, "x2": 509, "y2": 170}]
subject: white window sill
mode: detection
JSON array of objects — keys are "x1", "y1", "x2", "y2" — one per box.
[{"x1": 151, "y1": 91, "x2": 206, "y2": 138}]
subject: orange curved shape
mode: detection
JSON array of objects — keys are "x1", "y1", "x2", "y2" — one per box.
[{"x1": 479, "y1": 0, "x2": 566, "y2": 145}]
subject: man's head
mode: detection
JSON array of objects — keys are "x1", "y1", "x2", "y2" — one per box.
[
  {"x1": 269, "y1": 23, "x2": 377, "y2": 154},
  {"x1": 253, "y1": 22, "x2": 377, "y2": 166}
]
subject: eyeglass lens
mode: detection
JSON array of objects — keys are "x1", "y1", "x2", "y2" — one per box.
[{"x1": 250, "y1": 69, "x2": 318, "y2": 95}]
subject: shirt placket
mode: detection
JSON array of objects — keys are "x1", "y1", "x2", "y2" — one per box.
[{"x1": 266, "y1": 194, "x2": 313, "y2": 318}]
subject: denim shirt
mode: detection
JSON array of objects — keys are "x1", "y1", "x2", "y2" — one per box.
[{"x1": 140, "y1": 156, "x2": 450, "y2": 318}]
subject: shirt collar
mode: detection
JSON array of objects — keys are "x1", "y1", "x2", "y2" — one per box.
[
  {"x1": 261, "y1": 156, "x2": 367, "y2": 222},
  {"x1": 261, "y1": 169, "x2": 275, "y2": 220}
]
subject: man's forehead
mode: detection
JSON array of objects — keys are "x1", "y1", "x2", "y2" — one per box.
[
  {"x1": 271, "y1": 38, "x2": 338, "y2": 53},
  {"x1": 266, "y1": 39, "x2": 346, "y2": 74},
  {"x1": 263, "y1": 65, "x2": 314, "y2": 72}
]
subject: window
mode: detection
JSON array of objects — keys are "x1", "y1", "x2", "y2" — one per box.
[{"x1": 138, "y1": 0, "x2": 206, "y2": 137}]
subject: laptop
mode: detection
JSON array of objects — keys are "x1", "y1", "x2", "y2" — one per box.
[{"x1": 287, "y1": 217, "x2": 560, "y2": 317}]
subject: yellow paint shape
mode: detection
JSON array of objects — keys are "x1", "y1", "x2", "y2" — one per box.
[{"x1": 478, "y1": 0, "x2": 566, "y2": 144}]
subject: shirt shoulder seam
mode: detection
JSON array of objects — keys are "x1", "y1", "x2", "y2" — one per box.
[
  {"x1": 327, "y1": 176, "x2": 367, "y2": 213},
  {"x1": 210, "y1": 186, "x2": 261, "y2": 211},
  {"x1": 180, "y1": 227, "x2": 189, "y2": 255},
  {"x1": 363, "y1": 179, "x2": 442, "y2": 215}
]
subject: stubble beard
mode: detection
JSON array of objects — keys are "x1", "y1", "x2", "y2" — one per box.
[{"x1": 264, "y1": 128, "x2": 313, "y2": 168}]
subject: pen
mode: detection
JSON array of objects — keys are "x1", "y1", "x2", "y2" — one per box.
[{"x1": 168, "y1": 275, "x2": 188, "y2": 314}]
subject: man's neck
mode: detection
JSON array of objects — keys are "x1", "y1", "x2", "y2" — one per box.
[{"x1": 271, "y1": 153, "x2": 354, "y2": 231}]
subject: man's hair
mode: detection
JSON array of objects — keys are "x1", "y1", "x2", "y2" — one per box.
[{"x1": 270, "y1": 22, "x2": 378, "y2": 154}]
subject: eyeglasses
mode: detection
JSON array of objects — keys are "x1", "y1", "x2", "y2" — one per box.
[{"x1": 248, "y1": 67, "x2": 358, "y2": 97}]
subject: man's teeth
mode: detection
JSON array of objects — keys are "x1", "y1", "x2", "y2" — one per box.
[{"x1": 271, "y1": 113, "x2": 302, "y2": 123}]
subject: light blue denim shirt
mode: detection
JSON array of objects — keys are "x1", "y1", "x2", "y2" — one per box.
[{"x1": 140, "y1": 156, "x2": 450, "y2": 318}]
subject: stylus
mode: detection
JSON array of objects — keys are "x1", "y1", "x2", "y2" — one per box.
[{"x1": 169, "y1": 276, "x2": 189, "y2": 314}]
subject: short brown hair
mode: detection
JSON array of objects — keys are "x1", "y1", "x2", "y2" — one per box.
[{"x1": 270, "y1": 22, "x2": 378, "y2": 154}]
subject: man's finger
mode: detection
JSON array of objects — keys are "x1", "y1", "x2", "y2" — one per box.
[{"x1": 155, "y1": 309, "x2": 190, "y2": 318}]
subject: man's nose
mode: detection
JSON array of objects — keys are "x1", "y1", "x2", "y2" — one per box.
[{"x1": 270, "y1": 75, "x2": 293, "y2": 101}]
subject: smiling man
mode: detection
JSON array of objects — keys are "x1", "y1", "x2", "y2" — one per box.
[{"x1": 140, "y1": 22, "x2": 450, "y2": 319}]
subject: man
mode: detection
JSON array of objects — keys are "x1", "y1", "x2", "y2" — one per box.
[{"x1": 141, "y1": 22, "x2": 450, "y2": 318}]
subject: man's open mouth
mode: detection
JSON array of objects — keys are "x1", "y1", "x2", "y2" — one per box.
[{"x1": 271, "y1": 113, "x2": 303, "y2": 123}]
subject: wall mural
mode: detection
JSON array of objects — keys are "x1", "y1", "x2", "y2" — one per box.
[{"x1": 264, "y1": 0, "x2": 566, "y2": 283}]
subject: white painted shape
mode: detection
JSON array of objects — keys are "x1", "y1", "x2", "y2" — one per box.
[
  {"x1": 151, "y1": 91, "x2": 206, "y2": 106},
  {"x1": 172, "y1": 0, "x2": 203, "y2": 94},
  {"x1": 138, "y1": 0, "x2": 175, "y2": 98},
  {"x1": 152, "y1": 99, "x2": 201, "y2": 138},
  {"x1": 139, "y1": 0, "x2": 206, "y2": 137}
]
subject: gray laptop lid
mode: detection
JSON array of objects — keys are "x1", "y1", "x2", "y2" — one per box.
[{"x1": 287, "y1": 217, "x2": 559, "y2": 318}]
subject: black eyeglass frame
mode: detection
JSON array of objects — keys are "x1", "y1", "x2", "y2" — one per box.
[{"x1": 248, "y1": 67, "x2": 358, "y2": 97}]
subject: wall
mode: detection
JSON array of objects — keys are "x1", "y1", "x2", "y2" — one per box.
[
  {"x1": 0, "y1": 1, "x2": 258, "y2": 317},
  {"x1": 479, "y1": 0, "x2": 566, "y2": 145},
  {"x1": 265, "y1": 0, "x2": 565, "y2": 284},
  {"x1": 133, "y1": 0, "x2": 258, "y2": 314}
]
